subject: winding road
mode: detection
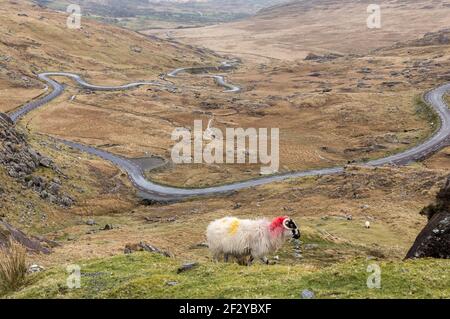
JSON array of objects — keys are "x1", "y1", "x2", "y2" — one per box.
[{"x1": 7, "y1": 64, "x2": 450, "y2": 202}]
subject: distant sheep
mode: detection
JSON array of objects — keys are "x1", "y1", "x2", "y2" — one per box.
[{"x1": 206, "y1": 216, "x2": 300, "y2": 265}]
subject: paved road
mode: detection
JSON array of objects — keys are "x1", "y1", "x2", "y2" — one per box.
[
  {"x1": 7, "y1": 65, "x2": 450, "y2": 202},
  {"x1": 166, "y1": 61, "x2": 240, "y2": 92}
]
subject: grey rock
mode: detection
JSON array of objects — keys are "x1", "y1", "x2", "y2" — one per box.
[
  {"x1": 86, "y1": 219, "x2": 96, "y2": 226},
  {"x1": 139, "y1": 242, "x2": 171, "y2": 257},
  {"x1": 60, "y1": 196, "x2": 73, "y2": 207},
  {"x1": 166, "y1": 281, "x2": 178, "y2": 286},
  {"x1": 123, "y1": 242, "x2": 171, "y2": 257},
  {"x1": 406, "y1": 175, "x2": 450, "y2": 259},
  {"x1": 0, "y1": 221, "x2": 51, "y2": 254},
  {"x1": 48, "y1": 182, "x2": 61, "y2": 195},
  {"x1": 48, "y1": 194, "x2": 57, "y2": 203},
  {"x1": 301, "y1": 289, "x2": 315, "y2": 299},
  {"x1": 177, "y1": 262, "x2": 199, "y2": 274},
  {"x1": 39, "y1": 157, "x2": 52, "y2": 168}
]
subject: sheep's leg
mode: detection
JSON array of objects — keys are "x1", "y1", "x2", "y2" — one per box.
[
  {"x1": 212, "y1": 252, "x2": 222, "y2": 262},
  {"x1": 260, "y1": 256, "x2": 269, "y2": 265},
  {"x1": 236, "y1": 255, "x2": 249, "y2": 266},
  {"x1": 224, "y1": 253, "x2": 230, "y2": 263}
]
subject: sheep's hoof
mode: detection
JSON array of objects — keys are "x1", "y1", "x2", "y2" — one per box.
[{"x1": 242, "y1": 256, "x2": 254, "y2": 266}]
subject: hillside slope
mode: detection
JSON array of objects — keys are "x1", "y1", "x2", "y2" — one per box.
[
  {"x1": 0, "y1": 0, "x2": 218, "y2": 113},
  {"x1": 35, "y1": 0, "x2": 289, "y2": 30},
  {"x1": 0, "y1": 0, "x2": 216, "y2": 235},
  {"x1": 145, "y1": 0, "x2": 450, "y2": 61}
]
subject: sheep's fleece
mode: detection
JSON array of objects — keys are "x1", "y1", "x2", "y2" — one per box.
[{"x1": 206, "y1": 216, "x2": 300, "y2": 260}]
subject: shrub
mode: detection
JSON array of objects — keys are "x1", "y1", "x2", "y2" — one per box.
[{"x1": 0, "y1": 240, "x2": 27, "y2": 293}]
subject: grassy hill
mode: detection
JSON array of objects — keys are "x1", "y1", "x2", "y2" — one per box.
[{"x1": 6, "y1": 252, "x2": 450, "y2": 298}]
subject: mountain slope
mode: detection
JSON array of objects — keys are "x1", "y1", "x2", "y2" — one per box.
[
  {"x1": 0, "y1": 0, "x2": 218, "y2": 112},
  {"x1": 145, "y1": 0, "x2": 450, "y2": 61},
  {"x1": 35, "y1": 0, "x2": 290, "y2": 30},
  {"x1": 0, "y1": 0, "x2": 216, "y2": 233}
]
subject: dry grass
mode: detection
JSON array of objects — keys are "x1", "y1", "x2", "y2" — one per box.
[
  {"x1": 145, "y1": 0, "x2": 450, "y2": 62},
  {"x1": 0, "y1": 0, "x2": 218, "y2": 114},
  {"x1": 0, "y1": 0, "x2": 450, "y2": 290},
  {"x1": 0, "y1": 240, "x2": 27, "y2": 294}
]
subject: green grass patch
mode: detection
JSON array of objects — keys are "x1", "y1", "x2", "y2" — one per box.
[
  {"x1": 5, "y1": 253, "x2": 450, "y2": 299},
  {"x1": 414, "y1": 95, "x2": 440, "y2": 133}
]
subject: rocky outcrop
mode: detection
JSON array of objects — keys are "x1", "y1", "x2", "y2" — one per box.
[
  {"x1": 392, "y1": 29, "x2": 450, "y2": 49},
  {"x1": 411, "y1": 29, "x2": 450, "y2": 46},
  {"x1": 0, "y1": 220, "x2": 52, "y2": 254},
  {"x1": 0, "y1": 113, "x2": 73, "y2": 207},
  {"x1": 406, "y1": 176, "x2": 450, "y2": 259},
  {"x1": 124, "y1": 242, "x2": 171, "y2": 257},
  {"x1": 304, "y1": 52, "x2": 343, "y2": 62}
]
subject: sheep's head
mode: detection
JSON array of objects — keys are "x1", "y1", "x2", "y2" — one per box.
[
  {"x1": 283, "y1": 217, "x2": 301, "y2": 239},
  {"x1": 270, "y1": 216, "x2": 301, "y2": 239}
]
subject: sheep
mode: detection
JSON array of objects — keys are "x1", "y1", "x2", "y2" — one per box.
[{"x1": 206, "y1": 216, "x2": 300, "y2": 265}]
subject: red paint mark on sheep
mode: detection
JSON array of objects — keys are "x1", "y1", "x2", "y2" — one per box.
[{"x1": 269, "y1": 216, "x2": 288, "y2": 237}]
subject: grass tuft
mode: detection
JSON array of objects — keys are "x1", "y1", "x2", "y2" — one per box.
[{"x1": 0, "y1": 240, "x2": 27, "y2": 294}]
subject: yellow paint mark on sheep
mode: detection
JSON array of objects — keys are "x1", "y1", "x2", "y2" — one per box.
[{"x1": 228, "y1": 219, "x2": 240, "y2": 236}]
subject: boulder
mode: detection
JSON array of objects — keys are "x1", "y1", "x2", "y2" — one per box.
[
  {"x1": 0, "y1": 221, "x2": 51, "y2": 254},
  {"x1": 405, "y1": 176, "x2": 450, "y2": 259},
  {"x1": 304, "y1": 52, "x2": 343, "y2": 62},
  {"x1": 177, "y1": 262, "x2": 199, "y2": 274},
  {"x1": 124, "y1": 241, "x2": 171, "y2": 257}
]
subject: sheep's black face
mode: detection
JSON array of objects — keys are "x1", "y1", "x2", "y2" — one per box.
[{"x1": 283, "y1": 218, "x2": 301, "y2": 239}]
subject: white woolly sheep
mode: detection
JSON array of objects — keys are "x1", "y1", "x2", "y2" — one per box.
[{"x1": 206, "y1": 216, "x2": 300, "y2": 265}]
